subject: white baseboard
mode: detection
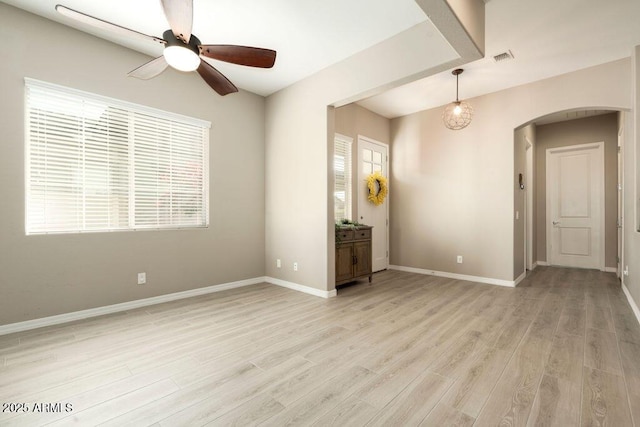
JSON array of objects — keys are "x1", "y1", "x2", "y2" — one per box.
[
  {"x1": 389, "y1": 265, "x2": 516, "y2": 288},
  {"x1": 1, "y1": 278, "x2": 262, "y2": 336},
  {"x1": 529, "y1": 262, "x2": 538, "y2": 271},
  {"x1": 265, "y1": 277, "x2": 337, "y2": 299},
  {"x1": 0, "y1": 276, "x2": 265, "y2": 336},
  {"x1": 622, "y1": 282, "x2": 640, "y2": 327},
  {"x1": 0, "y1": 275, "x2": 339, "y2": 336},
  {"x1": 537, "y1": 261, "x2": 549, "y2": 266}
]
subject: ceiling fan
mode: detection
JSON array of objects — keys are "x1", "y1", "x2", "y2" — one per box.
[{"x1": 55, "y1": 0, "x2": 276, "y2": 96}]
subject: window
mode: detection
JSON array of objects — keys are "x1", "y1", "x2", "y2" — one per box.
[
  {"x1": 25, "y1": 79, "x2": 210, "y2": 234},
  {"x1": 334, "y1": 134, "x2": 352, "y2": 222}
]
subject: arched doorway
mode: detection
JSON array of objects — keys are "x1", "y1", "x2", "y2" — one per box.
[{"x1": 514, "y1": 108, "x2": 625, "y2": 282}]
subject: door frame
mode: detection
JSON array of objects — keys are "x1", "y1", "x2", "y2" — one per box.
[
  {"x1": 617, "y1": 124, "x2": 624, "y2": 278},
  {"x1": 545, "y1": 141, "x2": 605, "y2": 270},
  {"x1": 357, "y1": 135, "x2": 389, "y2": 272},
  {"x1": 525, "y1": 136, "x2": 534, "y2": 270}
]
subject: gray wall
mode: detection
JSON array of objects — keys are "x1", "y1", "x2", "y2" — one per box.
[
  {"x1": 0, "y1": 4, "x2": 266, "y2": 325},
  {"x1": 264, "y1": 2, "x2": 478, "y2": 293},
  {"x1": 389, "y1": 59, "x2": 631, "y2": 283},
  {"x1": 335, "y1": 104, "x2": 391, "y2": 145},
  {"x1": 535, "y1": 113, "x2": 619, "y2": 268},
  {"x1": 623, "y1": 46, "x2": 640, "y2": 314}
]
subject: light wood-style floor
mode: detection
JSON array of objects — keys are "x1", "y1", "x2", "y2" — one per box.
[{"x1": 1, "y1": 267, "x2": 639, "y2": 426}]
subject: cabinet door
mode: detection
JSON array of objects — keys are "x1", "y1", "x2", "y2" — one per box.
[
  {"x1": 336, "y1": 244, "x2": 354, "y2": 283},
  {"x1": 353, "y1": 241, "x2": 371, "y2": 278}
]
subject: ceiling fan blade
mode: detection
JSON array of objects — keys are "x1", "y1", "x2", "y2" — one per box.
[
  {"x1": 160, "y1": 0, "x2": 193, "y2": 43},
  {"x1": 55, "y1": 5, "x2": 165, "y2": 45},
  {"x1": 128, "y1": 56, "x2": 169, "y2": 80},
  {"x1": 199, "y1": 45, "x2": 276, "y2": 68},
  {"x1": 197, "y1": 60, "x2": 238, "y2": 96}
]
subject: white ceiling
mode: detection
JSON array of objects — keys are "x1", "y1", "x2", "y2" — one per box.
[
  {"x1": 0, "y1": 0, "x2": 428, "y2": 96},
  {"x1": 3, "y1": 0, "x2": 639, "y2": 118},
  {"x1": 358, "y1": 0, "x2": 640, "y2": 118}
]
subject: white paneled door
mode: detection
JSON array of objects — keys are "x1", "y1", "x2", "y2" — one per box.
[
  {"x1": 546, "y1": 142, "x2": 604, "y2": 270},
  {"x1": 357, "y1": 136, "x2": 389, "y2": 272}
]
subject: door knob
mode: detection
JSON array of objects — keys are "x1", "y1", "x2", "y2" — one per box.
[{"x1": 552, "y1": 221, "x2": 561, "y2": 226}]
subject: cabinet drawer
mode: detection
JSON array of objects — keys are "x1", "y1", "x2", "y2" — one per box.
[
  {"x1": 353, "y1": 229, "x2": 371, "y2": 240},
  {"x1": 336, "y1": 230, "x2": 354, "y2": 241}
]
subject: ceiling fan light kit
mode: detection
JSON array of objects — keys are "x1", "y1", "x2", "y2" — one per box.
[
  {"x1": 443, "y1": 68, "x2": 473, "y2": 130},
  {"x1": 162, "y1": 30, "x2": 200, "y2": 72},
  {"x1": 55, "y1": 1, "x2": 276, "y2": 96}
]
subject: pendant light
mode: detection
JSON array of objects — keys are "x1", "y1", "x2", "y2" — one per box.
[{"x1": 443, "y1": 68, "x2": 473, "y2": 130}]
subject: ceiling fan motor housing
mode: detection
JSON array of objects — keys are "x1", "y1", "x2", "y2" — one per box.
[{"x1": 163, "y1": 29, "x2": 201, "y2": 55}]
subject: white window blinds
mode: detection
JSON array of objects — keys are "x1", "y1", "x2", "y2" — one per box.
[
  {"x1": 334, "y1": 134, "x2": 352, "y2": 222},
  {"x1": 25, "y1": 79, "x2": 210, "y2": 235}
]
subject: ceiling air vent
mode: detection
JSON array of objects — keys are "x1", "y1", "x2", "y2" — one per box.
[{"x1": 493, "y1": 50, "x2": 514, "y2": 62}]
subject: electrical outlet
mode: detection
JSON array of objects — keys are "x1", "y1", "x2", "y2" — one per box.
[
  {"x1": 137, "y1": 272, "x2": 146, "y2": 285},
  {"x1": 457, "y1": 256, "x2": 463, "y2": 264},
  {"x1": 276, "y1": 259, "x2": 281, "y2": 268},
  {"x1": 293, "y1": 262, "x2": 298, "y2": 271},
  {"x1": 624, "y1": 266, "x2": 629, "y2": 276}
]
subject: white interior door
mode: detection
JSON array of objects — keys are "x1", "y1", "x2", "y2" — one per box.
[
  {"x1": 357, "y1": 136, "x2": 388, "y2": 272},
  {"x1": 546, "y1": 142, "x2": 604, "y2": 270}
]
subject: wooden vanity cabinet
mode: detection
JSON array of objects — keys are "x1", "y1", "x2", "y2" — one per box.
[{"x1": 335, "y1": 226, "x2": 373, "y2": 286}]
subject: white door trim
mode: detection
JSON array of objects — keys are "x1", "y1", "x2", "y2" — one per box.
[
  {"x1": 617, "y1": 124, "x2": 624, "y2": 278},
  {"x1": 545, "y1": 141, "x2": 605, "y2": 270},
  {"x1": 525, "y1": 136, "x2": 534, "y2": 270}
]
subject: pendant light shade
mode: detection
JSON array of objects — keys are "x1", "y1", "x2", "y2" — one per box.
[{"x1": 443, "y1": 69, "x2": 473, "y2": 130}]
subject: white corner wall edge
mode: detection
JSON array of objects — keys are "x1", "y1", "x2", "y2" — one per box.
[
  {"x1": 265, "y1": 277, "x2": 337, "y2": 299},
  {"x1": 389, "y1": 265, "x2": 517, "y2": 288},
  {"x1": 622, "y1": 282, "x2": 640, "y2": 326},
  {"x1": 514, "y1": 271, "x2": 527, "y2": 286}
]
